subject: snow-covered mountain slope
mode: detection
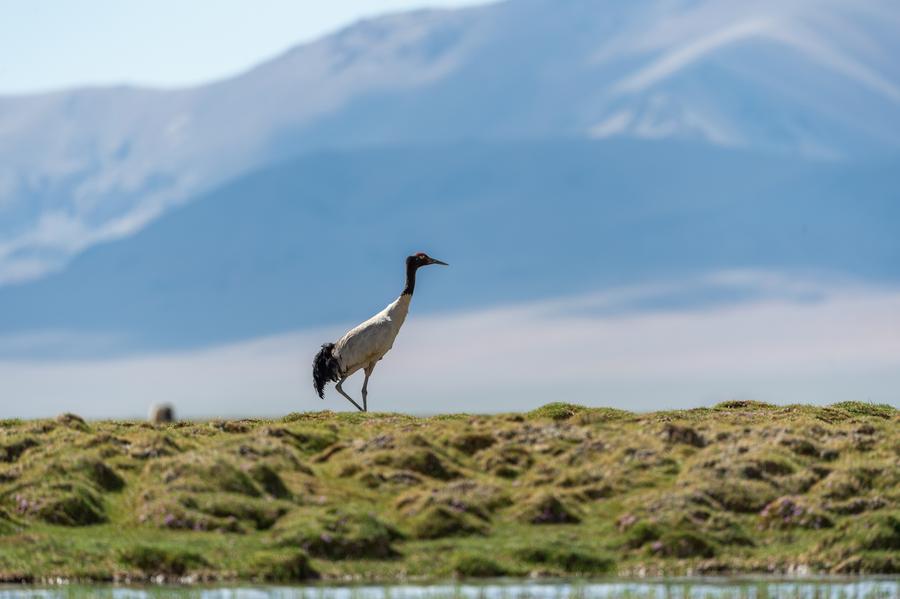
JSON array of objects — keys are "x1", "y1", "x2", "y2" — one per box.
[
  {"x1": 1, "y1": 139, "x2": 897, "y2": 354},
  {"x1": 1, "y1": 0, "x2": 898, "y2": 286}
]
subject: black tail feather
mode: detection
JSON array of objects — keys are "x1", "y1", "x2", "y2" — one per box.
[{"x1": 312, "y1": 343, "x2": 341, "y2": 399}]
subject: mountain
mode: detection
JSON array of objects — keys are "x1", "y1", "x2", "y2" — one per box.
[
  {"x1": 1, "y1": 138, "x2": 897, "y2": 356},
  {"x1": 1, "y1": 0, "x2": 899, "y2": 286}
]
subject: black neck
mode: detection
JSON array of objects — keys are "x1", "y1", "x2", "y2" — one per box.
[{"x1": 402, "y1": 261, "x2": 417, "y2": 296}]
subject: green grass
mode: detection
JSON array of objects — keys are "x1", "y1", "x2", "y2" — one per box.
[
  {"x1": 118, "y1": 545, "x2": 209, "y2": 577},
  {"x1": 0, "y1": 402, "x2": 897, "y2": 583}
]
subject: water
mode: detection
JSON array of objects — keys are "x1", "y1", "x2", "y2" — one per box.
[{"x1": 1, "y1": 579, "x2": 897, "y2": 599}]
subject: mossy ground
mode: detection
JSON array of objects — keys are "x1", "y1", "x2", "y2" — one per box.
[{"x1": 0, "y1": 402, "x2": 897, "y2": 583}]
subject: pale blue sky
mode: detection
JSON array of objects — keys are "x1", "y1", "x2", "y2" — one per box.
[{"x1": 0, "y1": 0, "x2": 488, "y2": 95}]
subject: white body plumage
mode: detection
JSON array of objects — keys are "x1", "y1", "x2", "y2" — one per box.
[{"x1": 333, "y1": 294, "x2": 410, "y2": 378}]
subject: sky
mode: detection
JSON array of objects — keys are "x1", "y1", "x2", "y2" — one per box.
[{"x1": 0, "y1": 0, "x2": 488, "y2": 95}]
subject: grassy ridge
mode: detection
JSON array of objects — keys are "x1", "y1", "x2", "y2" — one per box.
[{"x1": 0, "y1": 401, "x2": 897, "y2": 583}]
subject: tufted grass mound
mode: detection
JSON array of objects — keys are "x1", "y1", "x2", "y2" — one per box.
[
  {"x1": 244, "y1": 550, "x2": 319, "y2": 582},
  {"x1": 119, "y1": 545, "x2": 209, "y2": 577},
  {"x1": 516, "y1": 543, "x2": 615, "y2": 574},
  {"x1": 0, "y1": 401, "x2": 896, "y2": 582},
  {"x1": 452, "y1": 553, "x2": 510, "y2": 578},
  {"x1": 273, "y1": 507, "x2": 402, "y2": 559}
]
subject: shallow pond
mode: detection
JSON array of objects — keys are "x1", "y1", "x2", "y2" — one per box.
[{"x1": 1, "y1": 579, "x2": 898, "y2": 599}]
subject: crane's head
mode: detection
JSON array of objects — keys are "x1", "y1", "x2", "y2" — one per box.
[{"x1": 407, "y1": 252, "x2": 448, "y2": 268}]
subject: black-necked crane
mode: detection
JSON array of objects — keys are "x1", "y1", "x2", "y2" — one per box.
[{"x1": 312, "y1": 252, "x2": 448, "y2": 411}]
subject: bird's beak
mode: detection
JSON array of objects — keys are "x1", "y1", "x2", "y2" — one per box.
[{"x1": 429, "y1": 258, "x2": 448, "y2": 266}]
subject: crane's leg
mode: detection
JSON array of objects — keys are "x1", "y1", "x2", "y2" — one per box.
[
  {"x1": 361, "y1": 363, "x2": 376, "y2": 412},
  {"x1": 335, "y1": 377, "x2": 364, "y2": 412}
]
